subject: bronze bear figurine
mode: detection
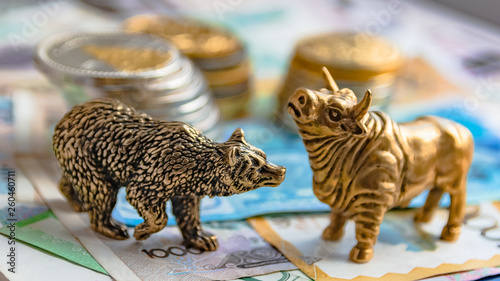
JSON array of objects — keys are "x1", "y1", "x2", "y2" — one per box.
[
  {"x1": 53, "y1": 98, "x2": 286, "y2": 251},
  {"x1": 287, "y1": 67, "x2": 473, "y2": 263}
]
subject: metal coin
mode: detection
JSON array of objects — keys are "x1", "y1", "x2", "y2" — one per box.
[{"x1": 35, "y1": 30, "x2": 182, "y2": 86}]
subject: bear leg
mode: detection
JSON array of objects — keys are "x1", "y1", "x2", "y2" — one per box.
[
  {"x1": 87, "y1": 184, "x2": 128, "y2": 240},
  {"x1": 132, "y1": 201, "x2": 168, "y2": 240},
  {"x1": 172, "y1": 196, "x2": 218, "y2": 251},
  {"x1": 59, "y1": 172, "x2": 85, "y2": 212}
]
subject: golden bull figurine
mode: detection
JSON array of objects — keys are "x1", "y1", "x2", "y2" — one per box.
[{"x1": 287, "y1": 67, "x2": 474, "y2": 263}]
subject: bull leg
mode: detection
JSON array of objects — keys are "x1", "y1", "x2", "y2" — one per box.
[
  {"x1": 172, "y1": 196, "x2": 218, "y2": 251},
  {"x1": 87, "y1": 182, "x2": 129, "y2": 240},
  {"x1": 441, "y1": 180, "x2": 467, "y2": 241},
  {"x1": 350, "y1": 208, "x2": 386, "y2": 263},
  {"x1": 322, "y1": 210, "x2": 347, "y2": 241},
  {"x1": 59, "y1": 172, "x2": 85, "y2": 212},
  {"x1": 414, "y1": 187, "x2": 444, "y2": 223}
]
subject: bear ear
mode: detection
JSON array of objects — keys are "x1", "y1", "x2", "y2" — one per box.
[
  {"x1": 228, "y1": 128, "x2": 246, "y2": 143},
  {"x1": 226, "y1": 146, "x2": 240, "y2": 167}
]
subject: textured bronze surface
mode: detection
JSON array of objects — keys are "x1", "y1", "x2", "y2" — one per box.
[
  {"x1": 53, "y1": 98, "x2": 286, "y2": 251},
  {"x1": 288, "y1": 67, "x2": 474, "y2": 263}
]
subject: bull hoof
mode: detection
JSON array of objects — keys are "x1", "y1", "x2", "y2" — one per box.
[
  {"x1": 349, "y1": 245, "x2": 373, "y2": 263},
  {"x1": 185, "y1": 231, "x2": 219, "y2": 251},
  {"x1": 322, "y1": 226, "x2": 343, "y2": 241},
  {"x1": 441, "y1": 225, "x2": 461, "y2": 241}
]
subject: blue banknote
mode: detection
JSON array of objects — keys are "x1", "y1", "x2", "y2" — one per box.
[{"x1": 112, "y1": 104, "x2": 500, "y2": 226}]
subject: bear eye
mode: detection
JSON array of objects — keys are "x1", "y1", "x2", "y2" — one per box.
[{"x1": 327, "y1": 108, "x2": 342, "y2": 122}]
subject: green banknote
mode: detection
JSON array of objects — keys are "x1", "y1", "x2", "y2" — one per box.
[{"x1": 0, "y1": 210, "x2": 107, "y2": 275}]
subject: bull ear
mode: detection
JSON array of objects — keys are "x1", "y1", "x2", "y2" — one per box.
[
  {"x1": 228, "y1": 128, "x2": 246, "y2": 143},
  {"x1": 322, "y1": 66, "x2": 339, "y2": 92},
  {"x1": 352, "y1": 90, "x2": 372, "y2": 120}
]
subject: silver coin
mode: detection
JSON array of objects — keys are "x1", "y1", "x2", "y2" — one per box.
[
  {"x1": 189, "y1": 103, "x2": 221, "y2": 132},
  {"x1": 141, "y1": 89, "x2": 211, "y2": 117},
  {"x1": 147, "y1": 70, "x2": 208, "y2": 106},
  {"x1": 144, "y1": 57, "x2": 195, "y2": 92},
  {"x1": 35, "y1": 30, "x2": 223, "y2": 137},
  {"x1": 34, "y1": 30, "x2": 182, "y2": 86}
]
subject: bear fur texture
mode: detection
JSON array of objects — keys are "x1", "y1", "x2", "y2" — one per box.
[{"x1": 53, "y1": 98, "x2": 286, "y2": 251}]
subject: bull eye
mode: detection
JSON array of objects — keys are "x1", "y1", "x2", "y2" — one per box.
[{"x1": 327, "y1": 108, "x2": 342, "y2": 122}]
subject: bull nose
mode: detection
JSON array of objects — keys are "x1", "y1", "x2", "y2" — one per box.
[
  {"x1": 287, "y1": 102, "x2": 301, "y2": 118},
  {"x1": 288, "y1": 89, "x2": 316, "y2": 121}
]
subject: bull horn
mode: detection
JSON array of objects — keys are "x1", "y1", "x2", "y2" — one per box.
[
  {"x1": 322, "y1": 66, "x2": 339, "y2": 92},
  {"x1": 353, "y1": 90, "x2": 372, "y2": 120}
]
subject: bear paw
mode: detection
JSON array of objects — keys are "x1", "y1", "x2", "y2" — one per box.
[
  {"x1": 93, "y1": 221, "x2": 129, "y2": 240},
  {"x1": 133, "y1": 222, "x2": 154, "y2": 240},
  {"x1": 185, "y1": 231, "x2": 219, "y2": 251}
]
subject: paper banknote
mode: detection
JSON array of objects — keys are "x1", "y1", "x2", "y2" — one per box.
[
  {"x1": 0, "y1": 234, "x2": 111, "y2": 281},
  {"x1": 0, "y1": 209, "x2": 107, "y2": 274},
  {"x1": 100, "y1": 221, "x2": 296, "y2": 281},
  {"x1": 249, "y1": 203, "x2": 500, "y2": 281},
  {"x1": 0, "y1": 201, "x2": 305, "y2": 281},
  {"x1": 425, "y1": 267, "x2": 500, "y2": 281},
  {"x1": 113, "y1": 103, "x2": 500, "y2": 226},
  {"x1": 234, "y1": 270, "x2": 312, "y2": 281}
]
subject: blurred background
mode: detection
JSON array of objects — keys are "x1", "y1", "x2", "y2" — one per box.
[{"x1": 1, "y1": 0, "x2": 500, "y2": 155}]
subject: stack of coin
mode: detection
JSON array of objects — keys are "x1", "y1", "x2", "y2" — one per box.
[
  {"x1": 276, "y1": 32, "x2": 404, "y2": 131},
  {"x1": 34, "y1": 31, "x2": 221, "y2": 139},
  {"x1": 123, "y1": 14, "x2": 251, "y2": 120}
]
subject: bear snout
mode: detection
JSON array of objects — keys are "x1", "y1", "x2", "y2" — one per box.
[{"x1": 259, "y1": 163, "x2": 286, "y2": 187}]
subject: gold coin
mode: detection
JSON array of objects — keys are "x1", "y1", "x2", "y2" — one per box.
[
  {"x1": 215, "y1": 91, "x2": 251, "y2": 120},
  {"x1": 211, "y1": 79, "x2": 249, "y2": 99},
  {"x1": 123, "y1": 14, "x2": 243, "y2": 60},
  {"x1": 202, "y1": 60, "x2": 250, "y2": 86},
  {"x1": 295, "y1": 32, "x2": 403, "y2": 81}
]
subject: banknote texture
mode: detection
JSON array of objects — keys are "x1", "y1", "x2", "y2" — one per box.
[
  {"x1": 0, "y1": 209, "x2": 107, "y2": 274},
  {"x1": 100, "y1": 221, "x2": 296, "y2": 281},
  {"x1": 234, "y1": 270, "x2": 312, "y2": 281},
  {"x1": 249, "y1": 204, "x2": 500, "y2": 280}
]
